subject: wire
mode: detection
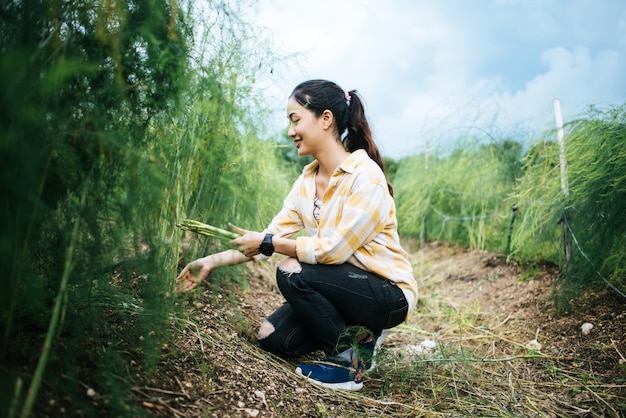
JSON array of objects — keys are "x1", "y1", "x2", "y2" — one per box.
[
  {"x1": 425, "y1": 197, "x2": 626, "y2": 300},
  {"x1": 428, "y1": 204, "x2": 495, "y2": 222},
  {"x1": 563, "y1": 215, "x2": 626, "y2": 299}
]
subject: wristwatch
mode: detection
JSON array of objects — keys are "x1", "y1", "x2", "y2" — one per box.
[{"x1": 259, "y1": 233, "x2": 274, "y2": 256}]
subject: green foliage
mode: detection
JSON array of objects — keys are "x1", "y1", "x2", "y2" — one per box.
[
  {"x1": 170, "y1": 1, "x2": 292, "y2": 266},
  {"x1": 1, "y1": 0, "x2": 191, "y2": 414},
  {"x1": 0, "y1": 0, "x2": 290, "y2": 415},
  {"x1": 393, "y1": 104, "x2": 626, "y2": 311},
  {"x1": 510, "y1": 105, "x2": 626, "y2": 308},
  {"x1": 558, "y1": 106, "x2": 626, "y2": 301},
  {"x1": 2, "y1": 0, "x2": 623, "y2": 414},
  {"x1": 509, "y1": 140, "x2": 563, "y2": 263},
  {"x1": 394, "y1": 138, "x2": 522, "y2": 250}
]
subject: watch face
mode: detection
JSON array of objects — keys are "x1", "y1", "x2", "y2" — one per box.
[
  {"x1": 260, "y1": 234, "x2": 274, "y2": 256},
  {"x1": 260, "y1": 244, "x2": 273, "y2": 256}
]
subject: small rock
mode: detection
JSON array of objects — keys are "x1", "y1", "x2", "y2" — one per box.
[
  {"x1": 527, "y1": 339, "x2": 542, "y2": 351},
  {"x1": 407, "y1": 339, "x2": 437, "y2": 355},
  {"x1": 406, "y1": 340, "x2": 437, "y2": 355},
  {"x1": 421, "y1": 339, "x2": 437, "y2": 350},
  {"x1": 254, "y1": 390, "x2": 268, "y2": 408},
  {"x1": 581, "y1": 322, "x2": 594, "y2": 335}
]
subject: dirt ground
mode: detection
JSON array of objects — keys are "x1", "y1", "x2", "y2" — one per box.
[
  {"x1": 138, "y1": 241, "x2": 625, "y2": 418},
  {"x1": 18, "y1": 241, "x2": 625, "y2": 417}
]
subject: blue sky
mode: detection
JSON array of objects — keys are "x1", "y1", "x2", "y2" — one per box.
[{"x1": 251, "y1": 0, "x2": 626, "y2": 159}]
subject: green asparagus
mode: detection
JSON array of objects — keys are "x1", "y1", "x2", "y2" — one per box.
[{"x1": 176, "y1": 219, "x2": 239, "y2": 241}]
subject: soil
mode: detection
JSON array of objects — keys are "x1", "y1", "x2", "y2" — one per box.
[
  {"x1": 147, "y1": 241, "x2": 625, "y2": 418},
  {"x1": 17, "y1": 242, "x2": 626, "y2": 417}
]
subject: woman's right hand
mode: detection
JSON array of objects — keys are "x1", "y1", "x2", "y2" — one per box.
[{"x1": 175, "y1": 256, "x2": 215, "y2": 293}]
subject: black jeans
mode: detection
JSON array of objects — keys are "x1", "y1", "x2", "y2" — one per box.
[{"x1": 258, "y1": 261, "x2": 408, "y2": 358}]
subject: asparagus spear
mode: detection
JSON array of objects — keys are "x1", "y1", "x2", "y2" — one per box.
[{"x1": 176, "y1": 219, "x2": 239, "y2": 241}]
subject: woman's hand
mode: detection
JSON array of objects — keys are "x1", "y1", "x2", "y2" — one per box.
[
  {"x1": 229, "y1": 223, "x2": 265, "y2": 258},
  {"x1": 176, "y1": 256, "x2": 216, "y2": 293}
]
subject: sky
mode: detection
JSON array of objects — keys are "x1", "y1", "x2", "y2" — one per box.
[{"x1": 249, "y1": 0, "x2": 626, "y2": 159}]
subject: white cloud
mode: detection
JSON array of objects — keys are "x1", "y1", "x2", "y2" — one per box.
[
  {"x1": 486, "y1": 45, "x2": 626, "y2": 134},
  {"x1": 252, "y1": 0, "x2": 626, "y2": 159}
]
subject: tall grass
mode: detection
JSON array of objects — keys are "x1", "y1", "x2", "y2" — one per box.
[
  {"x1": 394, "y1": 138, "x2": 522, "y2": 251},
  {"x1": 170, "y1": 0, "x2": 292, "y2": 282},
  {"x1": 394, "y1": 105, "x2": 626, "y2": 310},
  {"x1": 1, "y1": 0, "x2": 192, "y2": 414},
  {"x1": 0, "y1": 0, "x2": 292, "y2": 415},
  {"x1": 1, "y1": 0, "x2": 623, "y2": 414},
  {"x1": 508, "y1": 140, "x2": 563, "y2": 264},
  {"x1": 562, "y1": 106, "x2": 626, "y2": 292},
  {"x1": 509, "y1": 105, "x2": 626, "y2": 309}
]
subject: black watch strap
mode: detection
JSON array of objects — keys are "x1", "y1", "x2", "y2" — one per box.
[{"x1": 259, "y1": 233, "x2": 274, "y2": 256}]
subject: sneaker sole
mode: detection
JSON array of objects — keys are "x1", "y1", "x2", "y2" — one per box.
[{"x1": 295, "y1": 367, "x2": 363, "y2": 391}]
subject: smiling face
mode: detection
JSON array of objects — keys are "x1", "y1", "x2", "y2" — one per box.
[{"x1": 287, "y1": 97, "x2": 331, "y2": 157}]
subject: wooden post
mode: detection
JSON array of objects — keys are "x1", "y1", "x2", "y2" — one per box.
[
  {"x1": 553, "y1": 98, "x2": 569, "y2": 197},
  {"x1": 553, "y1": 98, "x2": 571, "y2": 262},
  {"x1": 505, "y1": 204, "x2": 518, "y2": 255}
]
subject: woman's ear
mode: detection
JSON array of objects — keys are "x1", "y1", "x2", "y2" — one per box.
[{"x1": 320, "y1": 109, "x2": 334, "y2": 130}]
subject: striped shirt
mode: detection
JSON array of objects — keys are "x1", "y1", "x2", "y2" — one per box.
[{"x1": 266, "y1": 149, "x2": 418, "y2": 316}]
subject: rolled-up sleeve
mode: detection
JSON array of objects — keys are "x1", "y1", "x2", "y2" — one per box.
[{"x1": 295, "y1": 235, "x2": 316, "y2": 263}]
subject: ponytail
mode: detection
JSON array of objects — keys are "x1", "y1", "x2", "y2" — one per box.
[{"x1": 343, "y1": 90, "x2": 393, "y2": 196}]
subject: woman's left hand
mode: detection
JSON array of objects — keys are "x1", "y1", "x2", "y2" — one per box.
[{"x1": 229, "y1": 223, "x2": 265, "y2": 258}]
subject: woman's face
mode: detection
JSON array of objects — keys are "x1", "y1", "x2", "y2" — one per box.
[{"x1": 286, "y1": 97, "x2": 326, "y2": 156}]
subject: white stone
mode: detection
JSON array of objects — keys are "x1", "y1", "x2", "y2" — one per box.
[
  {"x1": 407, "y1": 339, "x2": 437, "y2": 355},
  {"x1": 581, "y1": 322, "x2": 594, "y2": 335},
  {"x1": 527, "y1": 339, "x2": 542, "y2": 351}
]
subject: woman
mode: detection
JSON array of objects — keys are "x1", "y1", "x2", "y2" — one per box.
[{"x1": 176, "y1": 79, "x2": 418, "y2": 391}]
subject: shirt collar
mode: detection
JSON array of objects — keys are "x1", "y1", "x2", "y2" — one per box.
[{"x1": 303, "y1": 149, "x2": 367, "y2": 177}]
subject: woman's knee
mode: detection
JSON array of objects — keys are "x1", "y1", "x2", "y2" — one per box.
[
  {"x1": 257, "y1": 320, "x2": 285, "y2": 355},
  {"x1": 276, "y1": 257, "x2": 303, "y2": 291},
  {"x1": 277, "y1": 257, "x2": 302, "y2": 275},
  {"x1": 257, "y1": 320, "x2": 275, "y2": 340}
]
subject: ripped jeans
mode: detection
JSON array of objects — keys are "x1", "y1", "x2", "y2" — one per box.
[{"x1": 258, "y1": 258, "x2": 408, "y2": 358}]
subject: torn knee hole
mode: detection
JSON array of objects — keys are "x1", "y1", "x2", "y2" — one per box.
[
  {"x1": 258, "y1": 321, "x2": 275, "y2": 340},
  {"x1": 277, "y1": 257, "x2": 302, "y2": 274}
]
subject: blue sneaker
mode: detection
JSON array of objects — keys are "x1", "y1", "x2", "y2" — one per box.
[
  {"x1": 359, "y1": 329, "x2": 386, "y2": 373},
  {"x1": 295, "y1": 359, "x2": 364, "y2": 391}
]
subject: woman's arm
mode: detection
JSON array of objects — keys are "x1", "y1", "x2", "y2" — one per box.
[
  {"x1": 272, "y1": 235, "x2": 297, "y2": 258},
  {"x1": 175, "y1": 249, "x2": 250, "y2": 293},
  {"x1": 177, "y1": 224, "x2": 299, "y2": 293}
]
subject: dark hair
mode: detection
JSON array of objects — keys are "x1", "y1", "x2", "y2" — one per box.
[{"x1": 290, "y1": 79, "x2": 394, "y2": 196}]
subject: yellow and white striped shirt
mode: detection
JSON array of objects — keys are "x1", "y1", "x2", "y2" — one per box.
[{"x1": 267, "y1": 149, "x2": 418, "y2": 316}]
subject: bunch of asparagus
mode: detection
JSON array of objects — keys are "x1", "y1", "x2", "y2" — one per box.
[{"x1": 176, "y1": 219, "x2": 239, "y2": 241}]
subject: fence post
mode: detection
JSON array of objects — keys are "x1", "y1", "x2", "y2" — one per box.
[
  {"x1": 553, "y1": 98, "x2": 572, "y2": 262},
  {"x1": 420, "y1": 205, "x2": 429, "y2": 249},
  {"x1": 505, "y1": 204, "x2": 518, "y2": 255},
  {"x1": 420, "y1": 147, "x2": 429, "y2": 248}
]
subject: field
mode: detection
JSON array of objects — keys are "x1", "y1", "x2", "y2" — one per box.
[
  {"x1": 125, "y1": 241, "x2": 626, "y2": 418},
  {"x1": 3, "y1": 2, "x2": 626, "y2": 416}
]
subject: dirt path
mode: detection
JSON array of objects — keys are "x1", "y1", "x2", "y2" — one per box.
[{"x1": 153, "y1": 242, "x2": 625, "y2": 417}]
